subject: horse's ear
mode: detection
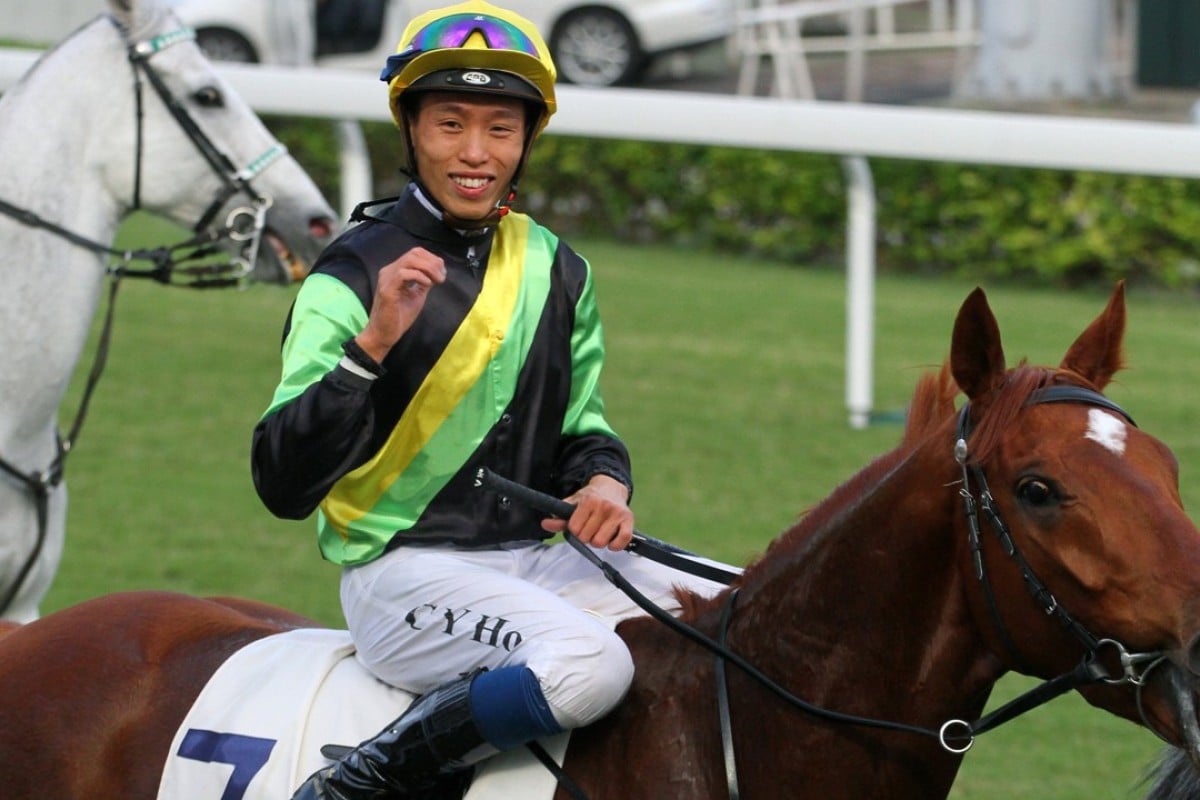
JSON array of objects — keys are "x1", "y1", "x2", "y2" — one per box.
[
  {"x1": 950, "y1": 287, "x2": 1007, "y2": 402},
  {"x1": 1059, "y1": 281, "x2": 1126, "y2": 390},
  {"x1": 108, "y1": 0, "x2": 157, "y2": 33},
  {"x1": 108, "y1": 0, "x2": 134, "y2": 26}
]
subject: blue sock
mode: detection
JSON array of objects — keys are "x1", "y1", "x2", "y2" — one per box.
[{"x1": 468, "y1": 666, "x2": 564, "y2": 750}]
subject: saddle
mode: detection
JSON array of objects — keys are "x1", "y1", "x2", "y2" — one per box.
[{"x1": 154, "y1": 628, "x2": 568, "y2": 800}]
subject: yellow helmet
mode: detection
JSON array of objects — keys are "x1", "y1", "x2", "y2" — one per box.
[{"x1": 381, "y1": 1, "x2": 558, "y2": 140}]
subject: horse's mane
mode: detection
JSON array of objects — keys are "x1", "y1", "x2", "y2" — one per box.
[
  {"x1": 903, "y1": 361, "x2": 958, "y2": 446},
  {"x1": 963, "y1": 363, "x2": 1097, "y2": 465}
]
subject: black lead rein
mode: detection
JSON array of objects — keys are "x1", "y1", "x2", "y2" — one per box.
[{"x1": 475, "y1": 469, "x2": 971, "y2": 751}]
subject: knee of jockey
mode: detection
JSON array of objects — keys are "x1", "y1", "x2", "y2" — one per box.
[{"x1": 532, "y1": 631, "x2": 635, "y2": 730}]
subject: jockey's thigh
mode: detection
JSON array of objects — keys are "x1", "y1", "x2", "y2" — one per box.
[{"x1": 340, "y1": 540, "x2": 725, "y2": 729}]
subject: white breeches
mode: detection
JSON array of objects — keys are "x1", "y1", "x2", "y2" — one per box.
[{"x1": 339, "y1": 540, "x2": 727, "y2": 729}]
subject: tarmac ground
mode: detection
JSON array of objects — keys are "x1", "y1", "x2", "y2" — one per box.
[{"x1": 638, "y1": 40, "x2": 1200, "y2": 126}]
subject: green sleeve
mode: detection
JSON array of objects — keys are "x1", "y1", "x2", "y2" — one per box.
[
  {"x1": 261, "y1": 272, "x2": 369, "y2": 418},
  {"x1": 562, "y1": 259, "x2": 619, "y2": 440}
]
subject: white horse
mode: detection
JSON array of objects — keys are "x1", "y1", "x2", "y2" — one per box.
[{"x1": 0, "y1": 0, "x2": 339, "y2": 622}]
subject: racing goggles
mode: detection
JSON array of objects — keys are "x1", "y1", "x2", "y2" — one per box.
[{"x1": 380, "y1": 13, "x2": 541, "y2": 82}]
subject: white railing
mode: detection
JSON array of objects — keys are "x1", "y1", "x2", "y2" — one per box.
[{"x1": 5, "y1": 49, "x2": 1200, "y2": 425}]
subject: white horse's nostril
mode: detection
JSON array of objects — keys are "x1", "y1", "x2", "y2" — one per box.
[{"x1": 310, "y1": 217, "x2": 337, "y2": 240}]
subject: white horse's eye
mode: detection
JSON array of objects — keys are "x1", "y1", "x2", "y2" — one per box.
[{"x1": 192, "y1": 86, "x2": 224, "y2": 108}]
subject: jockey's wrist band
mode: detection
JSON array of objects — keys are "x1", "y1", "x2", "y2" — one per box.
[
  {"x1": 341, "y1": 338, "x2": 386, "y2": 378},
  {"x1": 586, "y1": 465, "x2": 633, "y2": 503},
  {"x1": 337, "y1": 356, "x2": 379, "y2": 381}
]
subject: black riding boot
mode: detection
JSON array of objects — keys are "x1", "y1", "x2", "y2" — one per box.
[{"x1": 290, "y1": 673, "x2": 496, "y2": 800}]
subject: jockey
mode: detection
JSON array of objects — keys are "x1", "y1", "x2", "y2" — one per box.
[{"x1": 251, "y1": 2, "x2": 726, "y2": 797}]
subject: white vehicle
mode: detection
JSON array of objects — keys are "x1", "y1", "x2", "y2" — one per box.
[{"x1": 166, "y1": 0, "x2": 735, "y2": 86}]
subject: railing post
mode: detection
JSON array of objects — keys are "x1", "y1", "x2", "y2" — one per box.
[
  {"x1": 334, "y1": 119, "x2": 372, "y2": 222},
  {"x1": 841, "y1": 155, "x2": 876, "y2": 430}
]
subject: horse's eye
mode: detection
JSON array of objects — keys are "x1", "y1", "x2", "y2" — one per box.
[
  {"x1": 1016, "y1": 478, "x2": 1056, "y2": 507},
  {"x1": 192, "y1": 86, "x2": 224, "y2": 108}
]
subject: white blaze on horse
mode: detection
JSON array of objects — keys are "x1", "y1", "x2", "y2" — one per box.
[{"x1": 0, "y1": 0, "x2": 338, "y2": 622}]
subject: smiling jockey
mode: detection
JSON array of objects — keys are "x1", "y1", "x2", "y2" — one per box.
[{"x1": 251, "y1": 2, "x2": 725, "y2": 798}]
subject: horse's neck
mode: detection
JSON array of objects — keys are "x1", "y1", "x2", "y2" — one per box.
[
  {"x1": 0, "y1": 20, "x2": 126, "y2": 238},
  {"x1": 581, "y1": 443, "x2": 1000, "y2": 799},
  {"x1": 0, "y1": 19, "x2": 128, "y2": 450},
  {"x1": 743, "y1": 448, "x2": 987, "y2": 683},
  {"x1": 721, "y1": 444, "x2": 997, "y2": 794}
]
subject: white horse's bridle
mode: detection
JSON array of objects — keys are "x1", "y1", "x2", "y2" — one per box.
[{"x1": 123, "y1": 23, "x2": 288, "y2": 284}]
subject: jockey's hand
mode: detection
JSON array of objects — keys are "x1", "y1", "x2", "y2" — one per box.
[
  {"x1": 355, "y1": 247, "x2": 446, "y2": 362},
  {"x1": 542, "y1": 474, "x2": 634, "y2": 551}
]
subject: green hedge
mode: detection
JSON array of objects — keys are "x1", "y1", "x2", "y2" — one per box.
[{"x1": 268, "y1": 116, "x2": 1200, "y2": 289}]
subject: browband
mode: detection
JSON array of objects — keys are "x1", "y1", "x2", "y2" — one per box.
[{"x1": 1025, "y1": 385, "x2": 1136, "y2": 427}]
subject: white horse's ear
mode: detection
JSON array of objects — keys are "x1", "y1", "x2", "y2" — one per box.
[
  {"x1": 108, "y1": 0, "x2": 160, "y2": 35},
  {"x1": 107, "y1": 0, "x2": 134, "y2": 27}
]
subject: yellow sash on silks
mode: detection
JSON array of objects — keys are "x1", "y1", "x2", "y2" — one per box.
[{"x1": 317, "y1": 213, "x2": 554, "y2": 564}]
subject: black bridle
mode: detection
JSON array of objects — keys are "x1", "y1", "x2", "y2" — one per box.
[
  {"x1": 0, "y1": 20, "x2": 288, "y2": 616},
  {"x1": 478, "y1": 385, "x2": 1174, "y2": 798},
  {"x1": 955, "y1": 384, "x2": 1162, "y2": 686}
]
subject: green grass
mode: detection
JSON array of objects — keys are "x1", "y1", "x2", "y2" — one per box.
[{"x1": 42, "y1": 215, "x2": 1200, "y2": 799}]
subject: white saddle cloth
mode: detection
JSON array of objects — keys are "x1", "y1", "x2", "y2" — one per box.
[{"x1": 154, "y1": 627, "x2": 568, "y2": 800}]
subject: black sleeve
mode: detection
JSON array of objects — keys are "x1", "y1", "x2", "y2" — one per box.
[{"x1": 251, "y1": 363, "x2": 379, "y2": 519}]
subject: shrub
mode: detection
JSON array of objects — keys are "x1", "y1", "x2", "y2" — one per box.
[{"x1": 265, "y1": 116, "x2": 1200, "y2": 290}]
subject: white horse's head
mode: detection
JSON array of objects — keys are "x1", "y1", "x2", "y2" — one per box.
[{"x1": 97, "y1": 0, "x2": 338, "y2": 283}]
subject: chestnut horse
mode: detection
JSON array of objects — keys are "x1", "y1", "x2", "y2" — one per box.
[{"x1": 2, "y1": 282, "x2": 1200, "y2": 799}]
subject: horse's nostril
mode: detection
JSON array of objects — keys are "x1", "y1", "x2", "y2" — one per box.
[{"x1": 310, "y1": 217, "x2": 336, "y2": 240}]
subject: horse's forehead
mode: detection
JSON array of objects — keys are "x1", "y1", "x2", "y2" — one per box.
[
  {"x1": 1003, "y1": 402, "x2": 1153, "y2": 467},
  {"x1": 151, "y1": 38, "x2": 225, "y2": 85}
]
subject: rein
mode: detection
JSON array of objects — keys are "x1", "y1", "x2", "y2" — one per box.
[
  {"x1": 0, "y1": 20, "x2": 286, "y2": 616},
  {"x1": 478, "y1": 387, "x2": 1167, "y2": 797}
]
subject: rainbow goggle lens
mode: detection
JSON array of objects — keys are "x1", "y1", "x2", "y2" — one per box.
[{"x1": 380, "y1": 13, "x2": 541, "y2": 82}]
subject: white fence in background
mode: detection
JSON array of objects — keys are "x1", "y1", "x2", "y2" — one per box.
[{"x1": 4, "y1": 49, "x2": 1200, "y2": 426}]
